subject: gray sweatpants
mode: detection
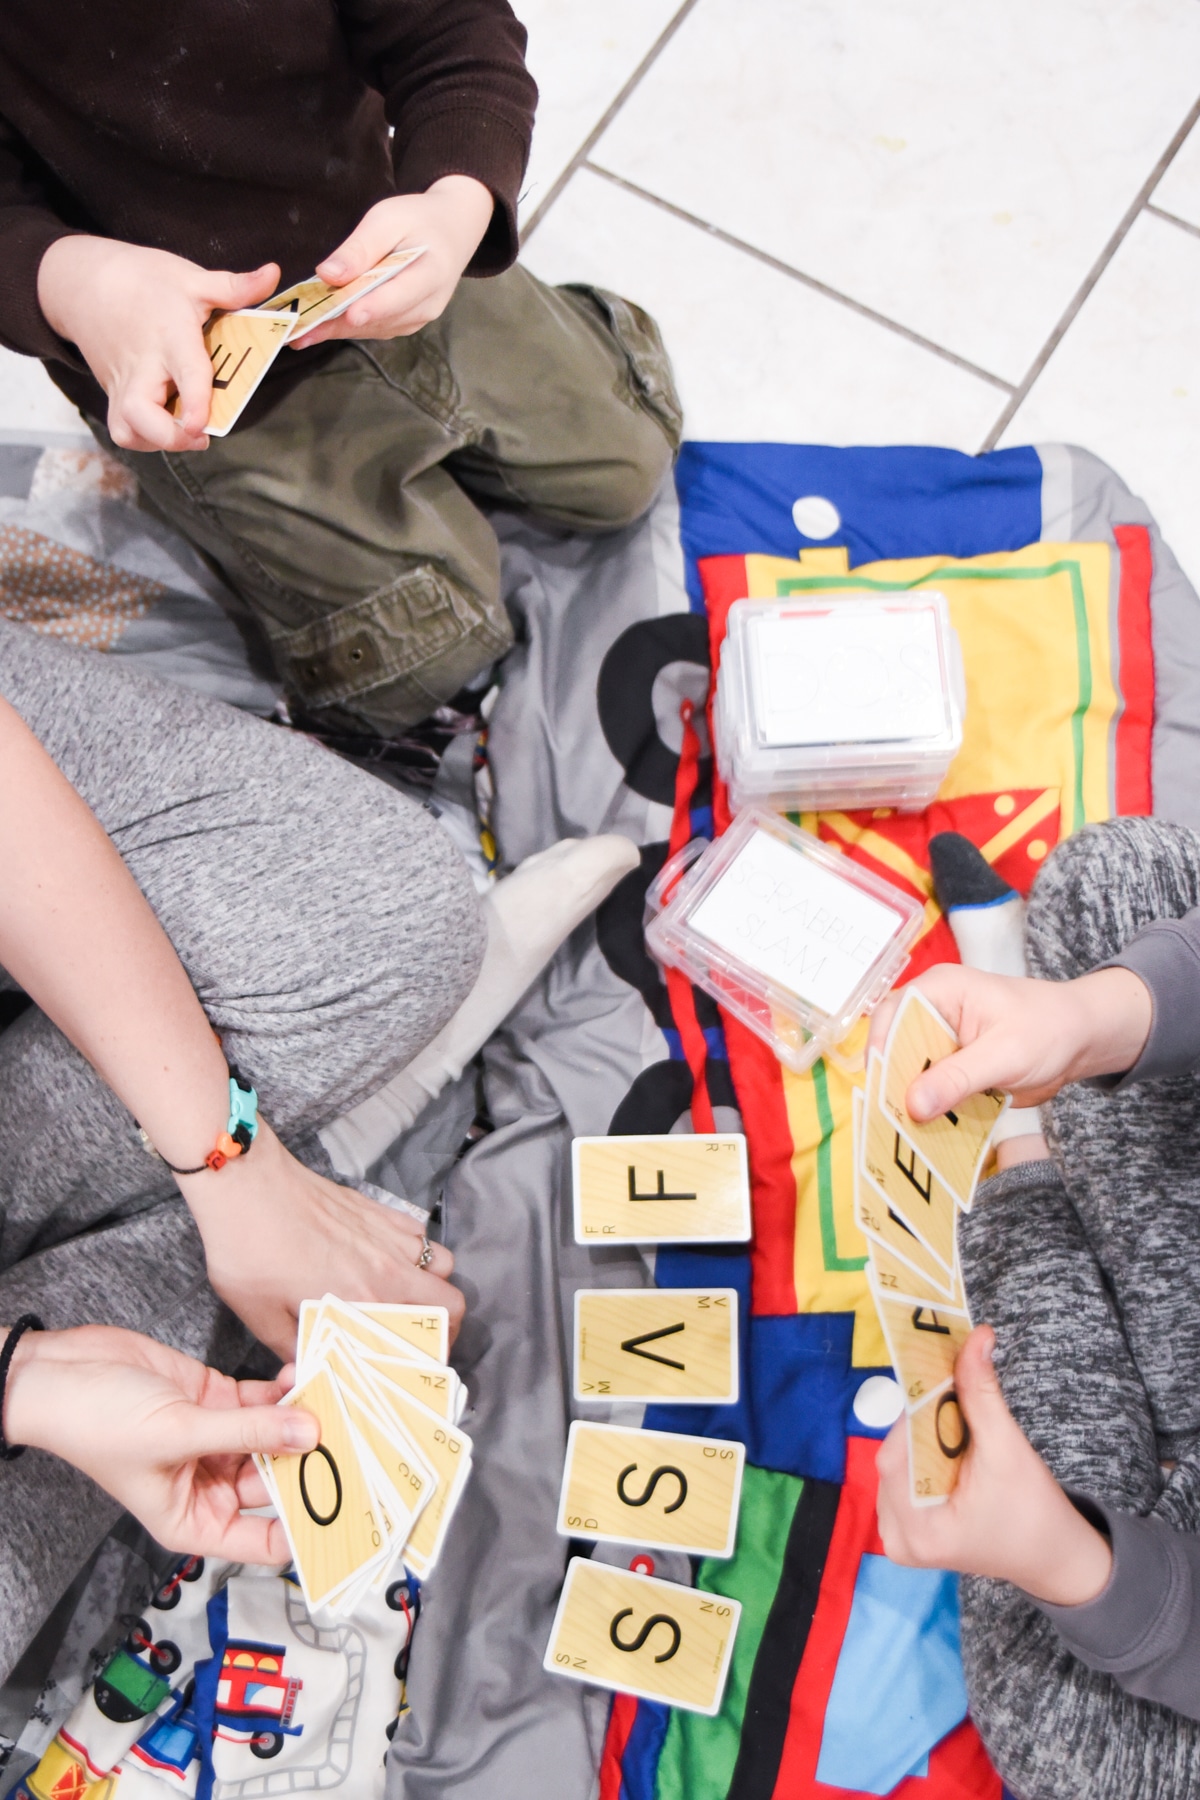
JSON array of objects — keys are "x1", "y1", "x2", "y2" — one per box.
[
  {"x1": 0, "y1": 620, "x2": 484, "y2": 1681},
  {"x1": 959, "y1": 817, "x2": 1200, "y2": 1800}
]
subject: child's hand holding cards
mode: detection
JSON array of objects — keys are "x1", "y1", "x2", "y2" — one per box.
[
  {"x1": 176, "y1": 245, "x2": 427, "y2": 437},
  {"x1": 880, "y1": 986, "x2": 1008, "y2": 1208},
  {"x1": 856, "y1": 986, "x2": 1010, "y2": 1507}
]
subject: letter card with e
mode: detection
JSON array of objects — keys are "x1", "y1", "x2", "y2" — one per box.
[
  {"x1": 880, "y1": 986, "x2": 1008, "y2": 1206},
  {"x1": 851, "y1": 1088, "x2": 958, "y2": 1300}
]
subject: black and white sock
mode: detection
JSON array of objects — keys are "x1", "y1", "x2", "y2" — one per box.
[{"x1": 928, "y1": 833, "x2": 1041, "y2": 1142}]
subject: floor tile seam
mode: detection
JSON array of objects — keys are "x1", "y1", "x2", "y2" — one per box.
[
  {"x1": 519, "y1": 0, "x2": 705, "y2": 242},
  {"x1": 1145, "y1": 201, "x2": 1200, "y2": 245},
  {"x1": 577, "y1": 160, "x2": 1016, "y2": 394},
  {"x1": 978, "y1": 93, "x2": 1200, "y2": 452}
]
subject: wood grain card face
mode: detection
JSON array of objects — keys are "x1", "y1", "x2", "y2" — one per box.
[
  {"x1": 268, "y1": 1367, "x2": 386, "y2": 1611},
  {"x1": 296, "y1": 1299, "x2": 321, "y2": 1375},
  {"x1": 355, "y1": 1302, "x2": 449, "y2": 1364},
  {"x1": 907, "y1": 1383, "x2": 969, "y2": 1507},
  {"x1": 180, "y1": 309, "x2": 294, "y2": 437},
  {"x1": 574, "y1": 1289, "x2": 739, "y2": 1404},
  {"x1": 364, "y1": 1381, "x2": 471, "y2": 1577},
  {"x1": 871, "y1": 1281, "x2": 971, "y2": 1408},
  {"x1": 880, "y1": 988, "x2": 1007, "y2": 1205},
  {"x1": 852, "y1": 1086, "x2": 958, "y2": 1300},
  {"x1": 557, "y1": 1423, "x2": 744, "y2": 1558},
  {"x1": 261, "y1": 245, "x2": 425, "y2": 334},
  {"x1": 311, "y1": 1297, "x2": 439, "y2": 1368},
  {"x1": 862, "y1": 1049, "x2": 957, "y2": 1273},
  {"x1": 323, "y1": 1343, "x2": 435, "y2": 1515},
  {"x1": 868, "y1": 1237, "x2": 965, "y2": 1312},
  {"x1": 544, "y1": 1558, "x2": 741, "y2": 1715},
  {"x1": 573, "y1": 1135, "x2": 751, "y2": 1245},
  {"x1": 363, "y1": 1351, "x2": 458, "y2": 1420}
]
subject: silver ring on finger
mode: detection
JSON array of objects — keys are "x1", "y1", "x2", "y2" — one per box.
[{"x1": 417, "y1": 1235, "x2": 434, "y2": 1270}]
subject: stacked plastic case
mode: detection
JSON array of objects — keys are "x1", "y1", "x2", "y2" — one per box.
[
  {"x1": 714, "y1": 591, "x2": 964, "y2": 814},
  {"x1": 645, "y1": 808, "x2": 925, "y2": 1074}
]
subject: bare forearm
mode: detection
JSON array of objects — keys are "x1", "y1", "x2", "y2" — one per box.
[{"x1": 0, "y1": 698, "x2": 229, "y2": 1165}]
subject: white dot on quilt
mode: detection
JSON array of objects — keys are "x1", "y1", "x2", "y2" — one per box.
[
  {"x1": 852, "y1": 1373, "x2": 904, "y2": 1428},
  {"x1": 792, "y1": 494, "x2": 841, "y2": 540}
]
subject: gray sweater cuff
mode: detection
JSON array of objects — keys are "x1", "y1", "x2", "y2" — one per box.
[
  {"x1": 1099, "y1": 914, "x2": 1200, "y2": 1085},
  {"x1": 1032, "y1": 1496, "x2": 1200, "y2": 1717}
]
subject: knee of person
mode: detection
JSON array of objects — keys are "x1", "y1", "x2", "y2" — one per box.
[
  {"x1": 232, "y1": 759, "x2": 487, "y2": 1121},
  {"x1": 583, "y1": 426, "x2": 676, "y2": 532},
  {"x1": 1027, "y1": 816, "x2": 1200, "y2": 980}
]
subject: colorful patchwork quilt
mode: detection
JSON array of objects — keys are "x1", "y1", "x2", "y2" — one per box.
[{"x1": 2, "y1": 437, "x2": 1198, "y2": 1800}]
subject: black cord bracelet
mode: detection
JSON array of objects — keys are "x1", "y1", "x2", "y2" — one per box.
[{"x1": 0, "y1": 1314, "x2": 45, "y2": 1462}]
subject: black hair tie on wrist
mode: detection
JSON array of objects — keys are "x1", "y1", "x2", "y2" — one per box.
[{"x1": 0, "y1": 1314, "x2": 44, "y2": 1462}]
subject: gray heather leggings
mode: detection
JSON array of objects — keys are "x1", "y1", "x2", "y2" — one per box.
[
  {"x1": 0, "y1": 620, "x2": 484, "y2": 1681},
  {"x1": 959, "y1": 816, "x2": 1200, "y2": 1800}
]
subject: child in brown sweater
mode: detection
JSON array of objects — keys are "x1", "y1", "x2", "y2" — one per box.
[{"x1": 0, "y1": 3, "x2": 681, "y2": 737}]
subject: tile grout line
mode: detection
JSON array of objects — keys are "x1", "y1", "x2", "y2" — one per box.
[
  {"x1": 519, "y1": 0, "x2": 705, "y2": 244},
  {"x1": 1146, "y1": 200, "x2": 1200, "y2": 245},
  {"x1": 582, "y1": 161, "x2": 1016, "y2": 392},
  {"x1": 978, "y1": 93, "x2": 1200, "y2": 452}
]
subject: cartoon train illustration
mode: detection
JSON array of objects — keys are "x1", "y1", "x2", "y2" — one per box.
[
  {"x1": 93, "y1": 1557, "x2": 205, "y2": 1725},
  {"x1": 93, "y1": 1619, "x2": 182, "y2": 1724},
  {"x1": 212, "y1": 1638, "x2": 305, "y2": 1758},
  {"x1": 127, "y1": 1683, "x2": 202, "y2": 1784}
]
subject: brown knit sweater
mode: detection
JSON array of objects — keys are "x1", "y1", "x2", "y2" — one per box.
[{"x1": 0, "y1": 0, "x2": 537, "y2": 415}]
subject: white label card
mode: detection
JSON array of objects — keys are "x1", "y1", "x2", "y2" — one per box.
[
  {"x1": 747, "y1": 605, "x2": 950, "y2": 748},
  {"x1": 687, "y1": 827, "x2": 905, "y2": 1016}
]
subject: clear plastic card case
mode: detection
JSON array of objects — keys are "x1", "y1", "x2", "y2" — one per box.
[
  {"x1": 714, "y1": 591, "x2": 964, "y2": 814},
  {"x1": 645, "y1": 808, "x2": 924, "y2": 1073}
]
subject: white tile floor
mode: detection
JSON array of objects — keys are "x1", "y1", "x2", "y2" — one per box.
[
  {"x1": 5, "y1": 3, "x2": 1200, "y2": 577},
  {"x1": 518, "y1": 0, "x2": 1200, "y2": 583}
]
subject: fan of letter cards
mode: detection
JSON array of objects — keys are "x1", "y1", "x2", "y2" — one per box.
[
  {"x1": 545, "y1": 1134, "x2": 753, "y2": 1715},
  {"x1": 173, "y1": 246, "x2": 427, "y2": 436},
  {"x1": 854, "y1": 987, "x2": 1008, "y2": 1505},
  {"x1": 254, "y1": 1295, "x2": 470, "y2": 1618}
]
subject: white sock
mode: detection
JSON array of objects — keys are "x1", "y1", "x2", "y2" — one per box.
[{"x1": 320, "y1": 834, "x2": 640, "y2": 1181}]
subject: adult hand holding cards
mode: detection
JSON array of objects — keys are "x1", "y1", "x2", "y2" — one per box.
[
  {"x1": 855, "y1": 987, "x2": 1008, "y2": 1505},
  {"x1": 173, "y1": 246, "x2": 426, "y2": 437},
  {"x1": 255, "y1": 1293, "x2": 469, "y2": 1618}
]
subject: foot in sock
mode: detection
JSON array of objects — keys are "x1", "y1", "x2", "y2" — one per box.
[{"x1": 319, "y1": 834, "x2": 641, "y2": 1179}]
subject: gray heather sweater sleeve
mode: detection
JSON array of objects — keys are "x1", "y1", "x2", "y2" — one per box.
[
  {"x1": 1098, "y1": 908, "x2": 1200, "y2": 1084},
  {"x1": 1032, "y1": 1494, "x2": 1200, "y2": 1718}
]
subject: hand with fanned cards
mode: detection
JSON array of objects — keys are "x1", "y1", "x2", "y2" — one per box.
[
  {"x1": 2, "y1": 1324, "x2": 317, "y2": 1564},
  {"x1": 286, "y1": 175, "x2": 494, "y2": 349},
  {"x1": 36, "y1": 175, "x2": 492, "y2": 454},
  {"x1": 867, "y1": 963, "x2": 1153, "y2": 1119},
  {"x1": 875, "y1": 1323, "x2": 1114, "y2": 1609},
  {"x1": 37, "y1": 237, "x2": 281, "y2": 454}
]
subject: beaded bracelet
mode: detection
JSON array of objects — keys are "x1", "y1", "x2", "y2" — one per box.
[
  {"x1": 139, "y1": 1065, "x2": 260, "y2": 1175},
  {"x1": 0, "y1": 1314, "x2": 45, "y2": 1462}
]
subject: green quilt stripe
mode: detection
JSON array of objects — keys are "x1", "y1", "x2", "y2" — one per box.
[
  {"x1": 813, "y1": 1056, "x2": 865, "y2": 1273},
  {"x1": 653, "y1": 1466, "x2": 803, "y2": 1800},
  {"x1": 775, "y1": 563, "x2": 1093, "y2": 831}
]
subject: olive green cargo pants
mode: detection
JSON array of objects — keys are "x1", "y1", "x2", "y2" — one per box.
[{"x1": 101, "y1": 265, "x2": 682, "y2": 734}]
